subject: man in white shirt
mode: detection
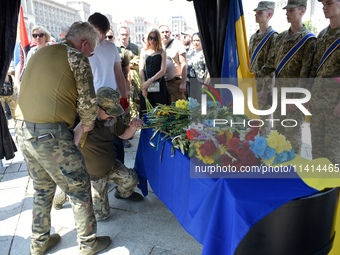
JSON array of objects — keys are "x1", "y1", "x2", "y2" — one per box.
[
  {"x1": 88, "y1": 13, "x2": 127, "y2": 97},
  {"x1": 88, "y1": 12, "x2": 127, "y2": 163}
]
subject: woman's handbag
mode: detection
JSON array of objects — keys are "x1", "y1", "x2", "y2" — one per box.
[
  {"x1": 147, "y1": 81, "x2": 160, "y2": 93},
  {"x1": 0, "y1": 75, "x2": 14, "y2": 96}
]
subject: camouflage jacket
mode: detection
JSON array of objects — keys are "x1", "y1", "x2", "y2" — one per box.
[
  {"x1": 117, "y1": 47, "x2": 130, "y2": 69},
  {"x1": 249, "y1": 26, "x2": 277, "y2": 75},
  {"x1": 117, "y1": 41, "x2": 141, "y2": 84},
  {"x1": 16, "y1": 40, "x2": 97, "y2": 127},
  {"x1": 117, "y1": 41, "x2": 141, "y2": 66},
  {"x1": 60, "y1": 40, "x2": 97, "y2": 126},
  {"x1": 249, "y1": 26, "x2": 277, "y2": 91},
  {"x1": 310, "y1": 26, "x2": 340, "y2": 110},
  {"x1": 258, "y1": 25, "x2": 316, "y2": 80}
]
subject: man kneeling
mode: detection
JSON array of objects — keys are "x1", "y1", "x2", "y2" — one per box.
[{"x1": 54, "y1": 87, "x2": 143, "y2": 221}]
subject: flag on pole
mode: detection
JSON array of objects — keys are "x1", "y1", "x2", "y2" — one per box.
[
  {"x1": 14, "y1": 6, "x2": 30, "y2": 81},
  {"x1": 221, "y1": 0, "x2": 258, "y2": 119}
]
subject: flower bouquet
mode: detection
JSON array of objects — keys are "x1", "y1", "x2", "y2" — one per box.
[{"x1": 141, "y1": 98, "x2": 295, "y2": 169}]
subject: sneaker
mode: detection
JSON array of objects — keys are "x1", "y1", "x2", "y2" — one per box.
[
  {"x1": 53, "y1": 191, "x2": 68, "y2": 210},
  {"x1": 114, "y1": 191, "x2": 144, "y2": 201},
  {"x1": 123, "y1": 139, "x2": 131, "y2": 148},
  {"x1": 78, "y1": 236, "x2": 111, "y2": 255},
  {"x1": 30, "y1": 233, "x2": 61, "y2": 255}
]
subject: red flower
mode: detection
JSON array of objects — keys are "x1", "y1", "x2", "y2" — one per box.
[
  {"x1": 187, "y1": 129, "x2": 199, "y2": 140},
  {"x1": 239, "y1": 142, "x2": 250, "y2": 153},
  {"x1": 221, "y1": 154, "x2": 233, "y2": 166},
  {"x1": 120, "y1": 97, "x2": 129, "y2": 110},
  {"x1": 216, "y1": 134, "x2": 227, "y2": 145},
  {"x1": 227, "y1": 137, "x2": 241, "y2": 152},
  {"x1": 245, "y1": 129, "x2": 258, "y2": 142},
  {"x1": 248, "y1": 120, "x2": 261, "y2": 132},
  {"x1": 199, "y1": 140, "x2": 216, "y2": 157},
  {"x1": 241, "y1": 150, "x2": 260, "y2": 166}
]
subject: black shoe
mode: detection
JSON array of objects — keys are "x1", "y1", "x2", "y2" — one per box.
[
  {"x1": 114, "y1": 191, "x2": 144, "y2": 201},
  {"x1": 123, "y1": 140, "x2": 131, "y2": 148}
]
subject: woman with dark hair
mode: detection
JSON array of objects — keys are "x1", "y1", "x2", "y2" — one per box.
[
  {"x1": 186, "y1": 32, "x2": 210, "y2": 101},
  {"x1": 139, "y1": 28, "x2": 169, "y2": 116}
]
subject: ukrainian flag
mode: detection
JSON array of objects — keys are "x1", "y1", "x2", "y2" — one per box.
[{"x1": 221, "y1": 0, "x2": 258, "y2": 119}]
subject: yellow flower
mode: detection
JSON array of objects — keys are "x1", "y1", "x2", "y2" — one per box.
[
  {"x1": 196, "y1": 146, "x2": 215, "y2": 164},
  {"x1": 175, "y1": 99, "x2": 189, "y2": 109},
  {"x1": 267, "y1": 136, "x2": 278, "y2": 149},
  {"x1": 270, "y1": 130, "x2": 280, "y2": 137}
]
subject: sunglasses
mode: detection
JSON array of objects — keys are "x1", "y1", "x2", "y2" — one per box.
[
  {"x1": 98, "y1": 105, "x2": 111, "y2": 116},
  {"x1": 32, "y1": 33, "x2": 45, "y2": 38},
  {"x1": 105, "y1": 35, "x2": 113, "y2": 39},
  {"x1": 148, "y1": 36, "x2": 157, "y2": 41}
]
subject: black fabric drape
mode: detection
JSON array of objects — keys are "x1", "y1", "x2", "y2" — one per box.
[
  {"x1": 191, "y1": 0, "x2": 230, "y2": 78},
  {"x1": 0, "y1": 0, "x2": 20, "y2": 161},
  {"x1": 0, "y1": 104, "x2": 17, "y2": 160},
  {"x1": 0, "y1": 0, "x2": 21, "y2": 87}
]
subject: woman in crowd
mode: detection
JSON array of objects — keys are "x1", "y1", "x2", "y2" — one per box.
[
  {"x1": 186, "y1": 32, "x2": 210, "y2": 101},
  {"x1": 27, "y1": 26, "x2": 51, "y2": 62},
  {"x1": 139, "y1": 28, "x2": 169, "y2": 117}
]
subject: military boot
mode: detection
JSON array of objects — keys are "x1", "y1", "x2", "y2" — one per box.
[
  {"x1": 53, "y1": 190, "x2": 68, "y2": 210},
  {"x1": 78, "y1": 236, "x2": 112, "y2": 255},
  {"x1": 30, "y1": 233, "x2": 61, "y2": 255}
]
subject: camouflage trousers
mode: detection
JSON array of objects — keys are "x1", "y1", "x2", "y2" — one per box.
[
  {"x1": 15, "y1": 121, "x2": 97, "y2": 249},
  {"x1": 91, "y1": 160, "x2": 139, "y2": 219},
  {"x1": 166, "y1": 78, "x2": 187, "y2": 103},
  {"x1": 255, "y1": 78, "x2": 273, "y2": 136},
  {"x1": 257, "y1": 96, "x2": 272, "y2": 136},
  {"x1": 311, "y1": 108, "x2": 340, "y2": 165},
  {"x1": 273, "y1": 107, "x2": 305, "y2": 155},
  {"x1": 130, "y1": 79, "x2": 140, "y2": 119}
]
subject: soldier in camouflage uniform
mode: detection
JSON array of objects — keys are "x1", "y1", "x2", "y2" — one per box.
[
  {"x1": 256, "y1": 0, "x2": 316, "y2": 154},
  {"x1": 310, "y1": 0, "x2": 340, "y2": 165},
  {"x1": 14, "y1": 22, "x2": 111, "y2": 255},
  {"x1": 249, "y1": 1, "x2": 277, "y2": 135},
  {"x1": 117, "y1": 26, "x2": 142, "y2": 120},
  {"x1": 54, "y1": 87, "x2": 144, "y2": 221}
]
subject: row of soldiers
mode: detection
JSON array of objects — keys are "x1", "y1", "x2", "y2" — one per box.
[{"x1": 249, "y1": 0, "x2": 340, "y2": 165}]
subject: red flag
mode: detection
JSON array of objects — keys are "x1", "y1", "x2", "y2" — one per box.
[{"x1": 18, "y1": 6, "x2": 30, "y2": 80}]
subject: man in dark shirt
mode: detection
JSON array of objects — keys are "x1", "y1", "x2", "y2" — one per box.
[{"x1": 54, "y1": 87, "x2": 143, "y2": 221}]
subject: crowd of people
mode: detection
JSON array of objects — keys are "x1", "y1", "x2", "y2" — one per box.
[
  {"x1": 2, "y1": 0, "x2": 340, "y2": 253},
  {"x1": 0, "y1": 10, "x2": 208, "y2": 254}
]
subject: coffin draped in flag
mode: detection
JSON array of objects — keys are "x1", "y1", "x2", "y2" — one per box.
[
  {"x1": 221, "y1": 0, "x2": 258, "y2": 119},
  {"x1": 14, "y1": 6, "x2": 30, "y2": 82}
]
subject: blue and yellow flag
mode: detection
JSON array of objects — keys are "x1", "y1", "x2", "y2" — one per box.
[{"x1": 221, "y1": 0, "x2": 258, "y2": 119}]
